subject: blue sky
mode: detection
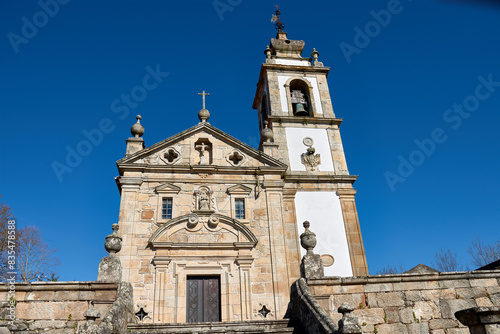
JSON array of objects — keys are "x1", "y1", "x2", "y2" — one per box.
[{"x1": 1, "y1": 0, "x2": 499, "y2": 280}]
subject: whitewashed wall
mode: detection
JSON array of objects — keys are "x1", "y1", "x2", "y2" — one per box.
[
  {"x1": 294, "y1": 191, "x2": 353, "y2": 277},
  {"x1": 285, "y1": 128, "x2": 334, "y2": 172}
]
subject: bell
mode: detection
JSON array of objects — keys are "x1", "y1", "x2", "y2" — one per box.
[{"x1": 294, "y1": 103, "x2": 309, "y2": 116}]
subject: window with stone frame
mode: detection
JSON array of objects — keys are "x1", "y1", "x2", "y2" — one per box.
[
  {"x1": 161, "y1": 197, "x2": 173, "y2": 220},
  {"x1": 235, "y1": 199, "x2": 245, "y2": 220}
]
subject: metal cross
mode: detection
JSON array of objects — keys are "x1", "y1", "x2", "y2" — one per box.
[{"x1": 198, "y1": 90, "x2": 210, "y2": 109}]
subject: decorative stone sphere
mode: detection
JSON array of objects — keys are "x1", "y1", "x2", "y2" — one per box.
[
  {"x1": 261, "y1": 121, "x2": 274, "y2": 143},
  {"x1": 105, "y1": 223, "x2": 122, "y2": 256},
  {"x1": 300, "y1": 221, "x2": 317, "y2": 255},
  {"x1": 198, "y1": 108, "x2": 210, "y2": 122},
  {"x1": 131, "y1": 115, "x2": 145, "y2": 138}
]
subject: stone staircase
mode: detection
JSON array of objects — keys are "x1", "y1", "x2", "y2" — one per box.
[{"x1": 128, "y1": 319, "x2": 298, "y2": 334}]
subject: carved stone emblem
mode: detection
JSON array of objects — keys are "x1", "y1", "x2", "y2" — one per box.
[
  {"x1": 301, "y1": 137, "x2": 321, "y2": 171},
  {"x1": 192, "y1": 186, "x2": 217, "y2": 212}
]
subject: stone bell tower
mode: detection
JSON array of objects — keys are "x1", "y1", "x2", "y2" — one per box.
[{"x1": 253, "y1": 9, "x2": 369, "y2": 277}]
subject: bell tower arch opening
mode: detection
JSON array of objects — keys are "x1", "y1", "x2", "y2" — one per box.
[{"x1": 289, "y1": 79, "x2": 311, "y2": 116}]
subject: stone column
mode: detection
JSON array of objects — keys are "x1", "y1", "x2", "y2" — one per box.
[{"x1": 337, "y1": 188, "x2": 369, "y2": 276}]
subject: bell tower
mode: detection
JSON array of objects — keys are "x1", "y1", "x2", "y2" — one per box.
[{"x1": 253, "y1": 9, "x2": 369, "y2": 277}]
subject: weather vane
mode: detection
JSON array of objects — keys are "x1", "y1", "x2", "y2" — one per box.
[{"x1": 271, "y1": 5, "x2": 285, "y2": 32}]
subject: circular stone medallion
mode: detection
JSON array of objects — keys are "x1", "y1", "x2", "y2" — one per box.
[{"x1": 303, "y1": 137, "x2": 314, "y2": 147}]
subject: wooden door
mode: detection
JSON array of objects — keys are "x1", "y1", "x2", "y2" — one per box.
[{"x1": 186, "y1": 276, "x2": 221, "y2": 323}]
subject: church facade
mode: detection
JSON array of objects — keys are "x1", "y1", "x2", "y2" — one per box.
[{"x1": 115, "y1": 28, "x2": 368, "y2": 324}]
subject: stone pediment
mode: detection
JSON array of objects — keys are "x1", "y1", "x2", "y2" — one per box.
[
  {"x1": 148, "y1": 213, "x2": 258, "y2": 250},
  {"x1": 155, "y1": 183, "x2": 181, "y2": 194},
  {"x1": 116, "y1": 122, "x2": 287, "y2": 171},
  {"x1": 226, "y1": 184, "x2": 252, "y2": 195}
]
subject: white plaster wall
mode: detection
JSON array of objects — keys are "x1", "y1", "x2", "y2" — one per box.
[
  {"x1": 275, "y1": 59, "x2": 310, "y2": 66},
  {"x1": 285, "y1": 128, "x2": 335, "y2": 172},
  {"x1": 294, "y1": 191, "x2": 353, "y2": 277},
  {"x1": 277, "y1": 75, "x2": 323, "y2": 114}
]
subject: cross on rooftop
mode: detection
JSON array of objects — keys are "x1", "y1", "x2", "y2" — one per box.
[{"x1": 198, "y1": 90, "x2": 210, "y2": 109}]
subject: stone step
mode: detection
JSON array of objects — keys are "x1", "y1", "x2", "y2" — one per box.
[{"x1": 128, "y1": 319, "x2": 297, "y2": 334}]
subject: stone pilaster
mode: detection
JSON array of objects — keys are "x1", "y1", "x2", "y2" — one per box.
[
  {"x1": 117, "y1": 176, "x2": 143, "y2": 283},
  {"x1": 263, "y1": 180, "x2": 290, "y2": 318},
  {"x1": 282, "y1": 189, "x2": 301, "y2": 284},
  {"x1": 337, "y1": 188, "x2": 368, "y2": 276}
]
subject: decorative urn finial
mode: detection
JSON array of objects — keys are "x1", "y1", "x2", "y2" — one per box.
[
  {"x1": 261, "y1": 120, "x2": 274, "y2": 143},
  {"x1": 311, "y1": 48, "x2": 319, "y2": 62},
  {"x1": 264, "y1": 45, "x2": 272, "y2": 59},
  {"x1": 300, "y1": 221, "x2": 317, "y2": 255},
  {"x1": 131, "y1": 115, "x2": 145, "y2": 138},
  {"x1": 104, "y1": 223, "x2": 122, "y2": 256}
]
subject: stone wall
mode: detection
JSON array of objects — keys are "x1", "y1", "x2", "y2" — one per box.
[
  {"x1": 307, "y1": 270, "x2": 500, "y2": 334},
  {"x1": 0, "y1": 282, "x2": 118, "y2": 333}
]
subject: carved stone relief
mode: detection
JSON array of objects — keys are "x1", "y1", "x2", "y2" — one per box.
[
  {"x1": 192, "y1": 186, "x2": 217, "y2": 212},
  {"x1": 301, "y1": 137, "x2": 321, "y2": 171}
]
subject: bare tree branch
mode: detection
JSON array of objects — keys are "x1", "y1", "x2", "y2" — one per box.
[
  {"x1": 375, "y1": 263, "x2": 405, "y2": 275},
  {"x1": 16, "y1": 226, "x2": 59, "y2": 282},
  {"x1": 468, "y1": 236, "x2": 500, "y2": 268},
  {"x1": 432, "y1": 248, "x2": 466, "y2": 272},
  {"x1": 0, "y1": 195, "x2": 59, "y2": 282}
]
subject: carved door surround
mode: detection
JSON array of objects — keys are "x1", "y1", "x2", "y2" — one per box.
[{"x1": 149, "y1": 214, "x2": 258, "y2": 323}]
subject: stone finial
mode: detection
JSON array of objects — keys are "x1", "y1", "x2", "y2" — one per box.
[
  {"x1": 261, "y1": 120, "x2": 274, "y2": 143},
  {"x1": 264, "y1": 45, "x2": 272, "y2": 59},
  {"x1": 338, "y1": 303, "x2": 355, "y2": 315},
  {"x1": 311, "y1": 48, "x2": 324, "y2": 67},
  {"x1": 98, "y1": 224, "x2": 123, "y2": 283},
  {"x1": 198, "y1": 108, "x2": 210, "y2": 123},
  {"x1": 131, "y1": 115, "x2": 145, "y2": 138},
  {"x1": 300, "y1": 221, "x2": 317, "y2": 255},
  {"x1": 78, "y1": 308, "x2": 101, "y2": 334},
  {"x1": 83, "y1": 308, "x2": 101, "y2": 321},
  {"x1": 338, "y1": 303, "x2": 362, "y2": 334},
  {"x1": 198, "y1": 90, "x2": 210, "y2": 122},
  {"x1": 105, "y1": 223, "x2": 122, "y2": 256}
]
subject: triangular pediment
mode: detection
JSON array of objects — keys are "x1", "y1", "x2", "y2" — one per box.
[
  {"x1": 226, "y1": 184, "x2": 252, "y2": 195},
  {"x1": 117, "y1": 122, "x2": 287, "y2": 171},
  {"x1": 155, "y1": 183, "x2": 181, "y2": 194}
]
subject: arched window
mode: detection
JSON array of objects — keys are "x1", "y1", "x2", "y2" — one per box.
[
  {"x1": 260, "y1": 95, "x2": 268, "y2": 127},
  {"x1": 289, "y1": 79, "x2": 311, "y2": 116}
]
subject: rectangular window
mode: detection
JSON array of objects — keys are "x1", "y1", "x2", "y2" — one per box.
[
  {"x1": 235, "y1": 199, "x2": 245, "y2": 219},
  {"x1": 162, "y1": 198, "x2": 173, "y2": 220}
]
